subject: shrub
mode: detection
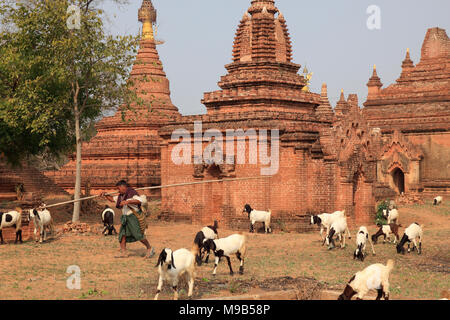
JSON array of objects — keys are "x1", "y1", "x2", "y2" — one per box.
[{"x1": 375, "y1": 200, "x2": 389, "y2": 226}]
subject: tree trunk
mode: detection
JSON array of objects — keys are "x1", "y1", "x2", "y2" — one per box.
[{"x1": 72, "y1": 82, "x2": 82, "y2": 223}]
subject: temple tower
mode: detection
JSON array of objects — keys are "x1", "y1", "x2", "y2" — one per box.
[{"x1": 46, "y1": 0, "x2": 180, "y2": 195}]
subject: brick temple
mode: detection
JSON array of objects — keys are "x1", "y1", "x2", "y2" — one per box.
[{"x1": 2, "y1": 0, "x2": 448, "y2": 230}]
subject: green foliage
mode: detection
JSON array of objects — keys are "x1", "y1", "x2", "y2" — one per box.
[
  {"x1": 375, "y1": 199, "x2": 389, "y2": 226},
  {"x1": 0, "y1": 0, "x2": 139, "y2": 165}
]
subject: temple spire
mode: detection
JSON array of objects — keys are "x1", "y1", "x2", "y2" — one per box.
[
  {"x1": 316, "y1": 83, "x2": 334, "y2": 121},
  {"x1": 367, "y1": 64, "x2": 383, "y2": 99},
  {"x1": 138, "y1": 0, "x2": 157, "y2": 41},
  {"x1": 335, "y1": 89, "x2": 349, "y2": 117},
  {"x1": 401, "y1": 48, "x2": 415, "y2": 69}
]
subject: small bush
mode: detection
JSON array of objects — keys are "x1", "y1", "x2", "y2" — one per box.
[{"x1": 375, "y1": 200, "x2": 389, "y2": 226}]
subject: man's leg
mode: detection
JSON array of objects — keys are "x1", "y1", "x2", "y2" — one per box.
[
  {"x1": 141, "y1": 238, "x2": 154, "y2": 258},
  {"x1": 115, "y1": 236, "x2": 128, "y2": 258}
]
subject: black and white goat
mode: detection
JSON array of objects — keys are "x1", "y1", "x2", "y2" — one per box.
[
  {"x1": 203, "y1": 233, "x2": 247, "y2": 276},
  {"x1": 338, "y1": 259, "x2": 395, "y2": 300},
  {"x1": 193, "y1": 220, "x2": 219, "y2": 265},
  {"x1": 372, "y1": 223, "x2": 402, "y2": 244},
  {"x1": 154, "y1": 246, "x2": 196, "y2": 300},
  {"x1": 28, "y1": 208, "x2": 54, "y2": 243},
  {"x1": 243, "y1": 204, "x2": 272, "y2": 233},
  {"x1": 383, "y1": 208, "x2": 399, "y2": 224},
  {"x1": 396, "y1": 223, "x2": 423, "y2": 255},
  {"x1": 354, "y1": 226, "x2": 376, "y2": 261},
  {"x1": 101, "y1": 206, "x2": 117, "y2": 236},
  {"x1": 325, "y1": 216, "x2": 348, "y2": 250},
  {"x1": 433, "y1": 196, "x2": 443, "y2": 206},
  {"x1": 309, "y1": 210, "x2": 351, "y2": 243},
  {"x1": 0, "y1": 208, "x2": 23, "y2": 244}
]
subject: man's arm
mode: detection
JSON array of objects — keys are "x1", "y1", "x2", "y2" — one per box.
[{"x1": 101, "y1": 192, "x2": 115, "y2": 203}]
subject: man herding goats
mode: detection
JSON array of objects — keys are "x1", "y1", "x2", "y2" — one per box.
[{"x1": 101, "y1": 180, "x2": 155, "y2": 259}]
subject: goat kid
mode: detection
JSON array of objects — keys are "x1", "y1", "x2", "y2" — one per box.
[
  {"x1": 0, "y1": 208, "x2": 23, "y2": 244},
  {"x1": 325, "y1": 216, "x2": 348, "y2": 250},
  {"x1": 203, "y1": 234, "x2": 247, "y2": 276},
  {"x1": 338, "y1": 259, "x2": 395, "y2": 300},
  {"x1": 193, "y1": 220, "x2": 219, "y2": 266},
  {"x1": 154, "y1": 245, "x2": 197, "y2": 300},
  {"x1": 382, "y1": 208, "x2": 399, "y2": 224},
  {"x1": 396, "y1": 223, "x2": 424, "y2": 255},
  {"x1": 309, "y1": 210, "x2": 351, "y2": 243},
  {"x1": 101, "y1": 206, "x2": 117, "y2": 236},
  {"x1": 372, "y1": 223, "x2": 401, "y2": 244},
  {"x1": 433, "y1": 196, "x2": 443, "y2": 206},
  {"x1": 243, "y1": 204, "x2": 272, "y2": 233},
  {"x1": 353, "y1": 226, "x2": 376, "y2": 261},
  {"x1": 28, "y1": 208, "x2": 54, "y2": 243}
]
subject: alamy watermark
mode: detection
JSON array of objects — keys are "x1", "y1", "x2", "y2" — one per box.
[
  {"x1": 67, "y1": 5, "x2": 81, "y2": 30},
  {"x1": 171, "y1": 121, "x2": 280, "y2": 176},
  {"x1": 367, "y1": 5, "x2": 381, "y2": 30},
  {"x1": 66, "y1": 265, "x2": 81, "y2": 290}
]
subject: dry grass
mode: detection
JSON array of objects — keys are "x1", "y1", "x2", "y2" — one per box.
[{"x1": 0, "y1": 200, "x2": 448, "y2": 300}]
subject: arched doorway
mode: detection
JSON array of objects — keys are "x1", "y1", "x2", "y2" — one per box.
[{"x1": 392, "y1": 168, "x2": 405, "y2": 194}]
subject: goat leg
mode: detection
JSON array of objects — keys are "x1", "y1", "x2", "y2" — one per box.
[{"x1": 226, "y1": 256, "x2": 234, "y2": 275}]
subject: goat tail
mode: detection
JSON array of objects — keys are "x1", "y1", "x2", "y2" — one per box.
[{"x1": 386, "y1": 259, "x2": 395, "y2": 272}]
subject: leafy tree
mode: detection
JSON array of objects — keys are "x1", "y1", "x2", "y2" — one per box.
[{"x1": 0, "y1": 0, "x2": 142, "y2": 222}]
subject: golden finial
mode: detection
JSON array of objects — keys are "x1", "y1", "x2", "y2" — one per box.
[{"x1": 138, "y1": 0, "x2": 157, "y2": 41}]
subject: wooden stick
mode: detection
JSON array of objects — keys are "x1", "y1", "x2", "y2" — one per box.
[{"x1": 41, "y1": 176, "x2": 270, "y2": 209}]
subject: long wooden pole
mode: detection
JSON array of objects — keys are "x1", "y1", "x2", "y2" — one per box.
[{"x1": 41, "y1": 176, "x2": 271, "y2": 209}]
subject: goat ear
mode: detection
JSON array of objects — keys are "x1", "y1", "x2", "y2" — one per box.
[
  {"x1": 171, "y1": 252, "x2": 176, "y2": 269},
  {"x1": 155, "y1": 250, "x2": 166, "y2": 267}
]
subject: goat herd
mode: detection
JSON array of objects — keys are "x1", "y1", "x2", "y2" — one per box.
[{"x1": 0, "y1": 196, "x2": 444, "y2": 300}]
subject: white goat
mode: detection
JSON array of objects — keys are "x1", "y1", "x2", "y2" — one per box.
[
  {"x1": 243, "y1": 204, "x2": 271, "y2": 233},
  {"x1": 396, "y1": 223, "x2": 424, "y2": 254},
  {"x1": 203, "y1": 234, "x2": 247, "y2": 276},
  {"x1": 310, "y1": 210, "x2": 351, "y2": 243},
  {"x1": 193, "y1": 221, "x2": 219, "y2": 265},
  {"x1": 28, "y1": 208, "x2": 54, "y2": 243},
  {"x1": 433, "y1": 196, "x2": 443, "y2": 206},
  {"x1": 354, "y1": 226, "x2": 376, "y2": 261},
  {"x1": 383, "y1": 208, "x2": 399, "y2": 224},
  {"x1": 154, "y1": 246, "x2": 197, "y2": 300},
  {"x1": 325, "y1": 216, "x2": 348, "y2": 249},
  {"x1": 338, "y1": 259, "x2": 395, "y2": 300},
  {"x1": 0, "y1": 208, "x2": 23, "y2": 244}
]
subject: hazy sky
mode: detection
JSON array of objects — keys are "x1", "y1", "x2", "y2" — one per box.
[{"x1": 101, "y1": 0, "x2": 450, "y2": 115}]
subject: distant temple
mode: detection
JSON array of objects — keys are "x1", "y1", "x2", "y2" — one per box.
[{"x1": 3, "y1": 0, "x2": 448, "y2": 229}]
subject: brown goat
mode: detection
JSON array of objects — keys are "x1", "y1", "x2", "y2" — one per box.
[{"x1": 372, "y1": 223, "x2": 402, "y2": 244}]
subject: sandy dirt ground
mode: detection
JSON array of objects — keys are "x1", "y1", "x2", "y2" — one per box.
[{"x1": 0, "y1": 199, "x2": 448, "y2": 300}]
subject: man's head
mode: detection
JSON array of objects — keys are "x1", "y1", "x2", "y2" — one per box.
[{"x1": 115, "y1": 180, "x2": 129, "y2": 194}]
